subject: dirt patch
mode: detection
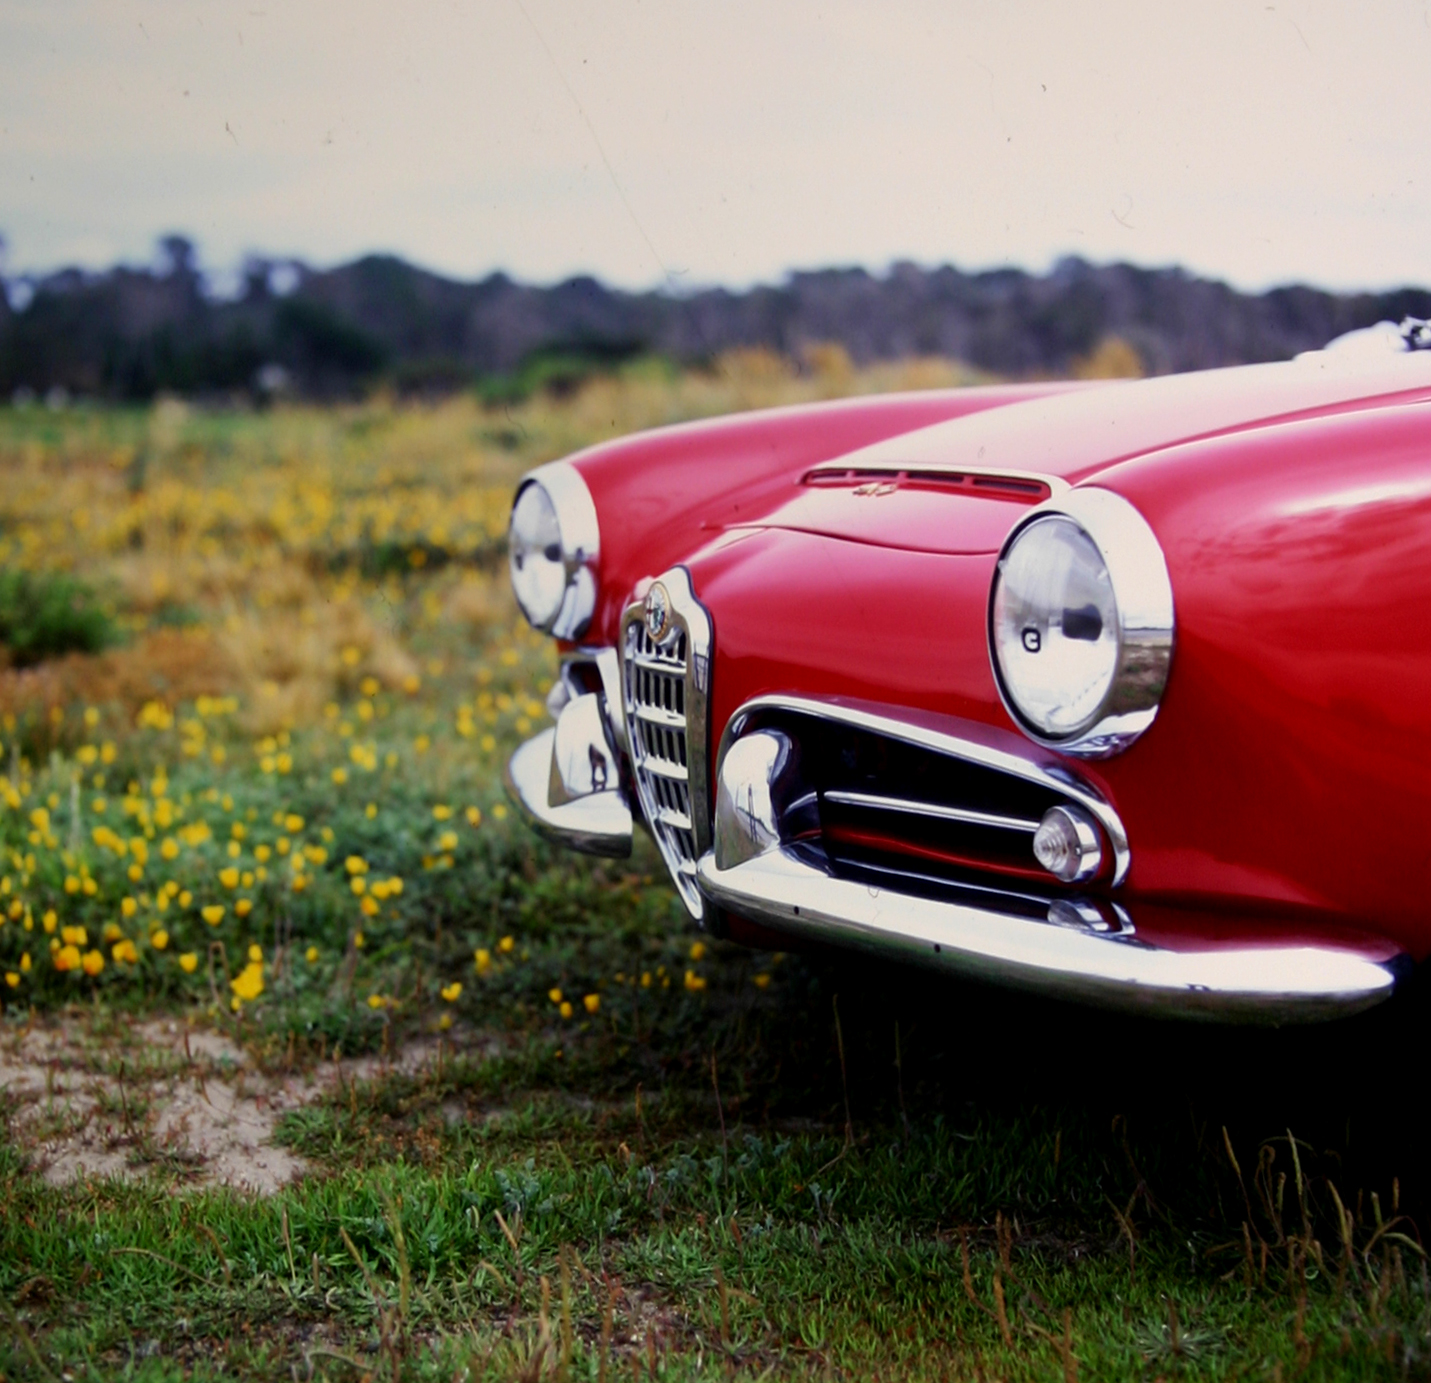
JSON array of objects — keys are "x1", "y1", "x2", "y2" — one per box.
[{"x1": 0, "y1": 1015, "x2": 469, "y2": 1192}]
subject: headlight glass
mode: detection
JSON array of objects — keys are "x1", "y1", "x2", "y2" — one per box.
[
  {"x1": 509, "y1": 482, "x2": 566, "y2": 630},
  {"x1": 991, "y1": 516, "x2": 1120, "y2": 737}
]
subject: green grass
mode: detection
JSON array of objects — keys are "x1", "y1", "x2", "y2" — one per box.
[
  {"x1": 0, "y1": 568, "x2": 118, "y2": 667},
  {"x1": 2, "y1": 390, "x2": 1430, "y2": 1379},
  {"x1": 5, "y1": 838, "x2": 1431, "y2": 1379}
]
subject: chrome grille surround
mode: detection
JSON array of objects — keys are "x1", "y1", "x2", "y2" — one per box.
[{"x1": 621, "y1": 567, "x2": 713, "y2": 919}]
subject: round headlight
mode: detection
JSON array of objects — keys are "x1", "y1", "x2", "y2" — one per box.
[
  {"x1": 508, "y1": 462, "x2": 600, "y2": 639},
  {"x1": 989, "y1": 488, "x2": 1174, "y2": 757},
  {"x1": 510, "y1": 483, "x2": 566, "y2": 629}
]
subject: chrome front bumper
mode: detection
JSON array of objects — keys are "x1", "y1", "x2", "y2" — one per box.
[
  {"x1": 505, "y1": 692, "x2": 632, "y2": 858},
  {"x1": 698, "y1": 847, "x2": 1404, "y2": 1022},
  {"x1": 698, "y1": 705, "x2": 1408, "y2": 1024}
]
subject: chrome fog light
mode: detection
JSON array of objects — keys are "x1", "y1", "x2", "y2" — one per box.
[{"x1": 1032, "y1": 805, "x2": 1103, "y2": 883}]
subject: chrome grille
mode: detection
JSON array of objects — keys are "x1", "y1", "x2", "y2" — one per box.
[{"x1": 621, "y1": 570, "x2": 713, "y2": 919}]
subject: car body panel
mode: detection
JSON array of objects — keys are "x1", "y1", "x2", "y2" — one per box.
[
  {"x1": 682, "y1": 390, "x2": 1431, "y2": 956},
  {"x1": 563, "y1": 382, "x2": 1082, "y2": 644},
  {"x1": 512, "y1": 344, "x2": 1431, "y2": 1017}
]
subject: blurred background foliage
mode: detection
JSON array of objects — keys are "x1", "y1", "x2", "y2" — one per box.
[{"x1": 6, "y1": 235, "x2": 1431, "y2": 405}]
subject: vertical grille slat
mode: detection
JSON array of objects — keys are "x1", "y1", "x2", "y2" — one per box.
[{"x1": 623, "y1": 582, "x2": 710, "y2": 919}]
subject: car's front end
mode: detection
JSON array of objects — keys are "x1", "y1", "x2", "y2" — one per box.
[{"x1": 507, "y1": 344, "x2": 1431, "y2": 1023}]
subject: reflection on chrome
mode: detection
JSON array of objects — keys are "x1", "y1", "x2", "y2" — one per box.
[
  {"x1": 700, "y1": 708, "x2": 1405, "y2": 1022},
  {"x1": 505, "y1": 727, "x2": 632, "y2": 859}
]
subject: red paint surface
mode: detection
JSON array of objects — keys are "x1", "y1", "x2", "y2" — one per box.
[
  {"x1": 555, "y1": 355, "x2": 1431, "y2": 959},
  {"x1": 564, "y1": 382, "x2": 1081, "y2": 645}
]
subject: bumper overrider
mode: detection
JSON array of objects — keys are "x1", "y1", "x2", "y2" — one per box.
[
  {"x1": 504, "y1": 684, "x2": 633, "y2": 859},
  {"x1": 508, "y1": 585, "x2": 1408, "y2": 1024}
]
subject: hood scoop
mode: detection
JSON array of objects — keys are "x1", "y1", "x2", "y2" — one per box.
[
  {"x1": 805, "y1": 466, "x2": 1054, "y2": 503},
  {"x1": 729, "y1": 467, "x2": 1048, "y2": 555}
]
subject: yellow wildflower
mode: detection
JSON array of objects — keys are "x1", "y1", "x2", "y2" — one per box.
[
  {"x1": 466, "y1": 806, "x2": 482, "y2": 826},
  {"x1": 160, "y1": 837, "x2": 179, "y2": 860},
  {"x1": 305, "y1": 945, "x2": 319, "y2": 963},
  {"x1": 201, "y1": 905, "x2": 225, "y2": 925},
  {"x1": 82, "y1": 950, "x2": 104, "y2": 976},
  {"x1": 230, "y1": 961, "x2": 263, "y2": 1003},
  {"x1": 684, "y1": 970, "x2": 707, "y2": 992},
  {"x1": 248, "y1": 944, "x2": 262, "y2": 962},
  {"x1": 179, "y1": 952, "x2": 199, "y2": 973},
  {"x1": 753, "y1": 973, "x2": 771, "y2": 989},
  {"x1": 559, "y1": 1001, "x2": 573, "y2": 1019},
  {"x1": 583, "y1": 994, "x2": 600, "y2": 1014},
  {"x1": 332, "y1": 768, "x2": 349, "y2": 785},
  {"x1": 20, "y1": 953, "x2": 30, "y2": 973},
  {"x1": 474, "y1": 948, "x2": 491, "y2": 975},
  {"x1": 4, "y1": 972, "x2": 18, "y2": 988},
  {"x1": 179, "y1": 890, "x2": 193, "y2": 907},
  {"x1": 55, "y1": 944, "x2": 81, "y2": 972},
  {"x1": 150, "y1": 930, "x2": 169, "y2": 950},
  {"x1": 689, "y1": 941, "x2": 707, "y2": 961},
  {"x1": 218, "y1": 867, "x2": 239, "y2": 889},
  {"x1": 367, "y1": 993, "x2": 387, "y2": 1009},
  {"x1": 433, "y1": 804, "x2": 453, "y2": 821},
  {"x1": 345, "y1": 856, "x2": 368, "y2": 875},
  {"x1": 498, "y1": 935, "x2": 515, "y2": 953},
  {"x1": 235, "y1": 899, "x2": 253, "y2": 918},
  {"x1": 549, "y1": 987, "x2": 563, "y2": 1004},
  {"x1": 440, "y1": 982, "x2": 462, "y2": 1002},
  {"x1": 121, "y1": 897, "x2": 138, "y2": 918},
  {"x1": 112, "y1": 939, "x2": 139, "y2": 964},
  {"x1": 284, "y1": 814, "x2": 304, "y2": 833},
  {"x1": 61, "y1": 925, "x2": 87, "y2": 946}
]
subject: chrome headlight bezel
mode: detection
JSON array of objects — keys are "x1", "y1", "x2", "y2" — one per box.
[
  {"x1": 509, "y1": 460, "x2": 600, "y2": 640},
  {"x1": 988, "y1": 487, "x2": 1174, "y2": 758}
]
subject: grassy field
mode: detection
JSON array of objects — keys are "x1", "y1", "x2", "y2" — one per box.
[{"x1": 2, "y1": 352, "x2": 1430, "y2": 1381}]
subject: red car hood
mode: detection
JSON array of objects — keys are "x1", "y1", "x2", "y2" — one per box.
[{"x1": 729, "y1": 350, "x2": 1431, "y2": 554}]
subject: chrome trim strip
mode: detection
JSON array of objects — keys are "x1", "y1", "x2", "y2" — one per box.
[
  {"x1": 823, "y1": 789, "x2": 1040, "y2": 835},
  {"x1": 696, "y1": 847, "x2": 1403, "y2": 1023},
  {"x1": 806, "y1": 460, "x2": 1071, "y2": 493},
  {"x1": 505, "y1": 728, "x2": 632, "y2": 859},
  {"x1": 718, "y1": 694, "x2": 1131, "y2": 886}
]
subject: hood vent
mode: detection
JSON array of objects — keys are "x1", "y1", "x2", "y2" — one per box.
[{"x1": 804, "y1": 467, "x2": 1052, "y2": 503}]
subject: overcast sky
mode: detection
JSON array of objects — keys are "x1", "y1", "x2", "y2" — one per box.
[{"x1": 3, "y1": 1, "x2": 1430, "y2": 294}]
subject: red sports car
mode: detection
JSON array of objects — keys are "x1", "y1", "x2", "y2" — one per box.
[{"x1": 506, "y1": 321, "x2": 1431, "y2": 1022}]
